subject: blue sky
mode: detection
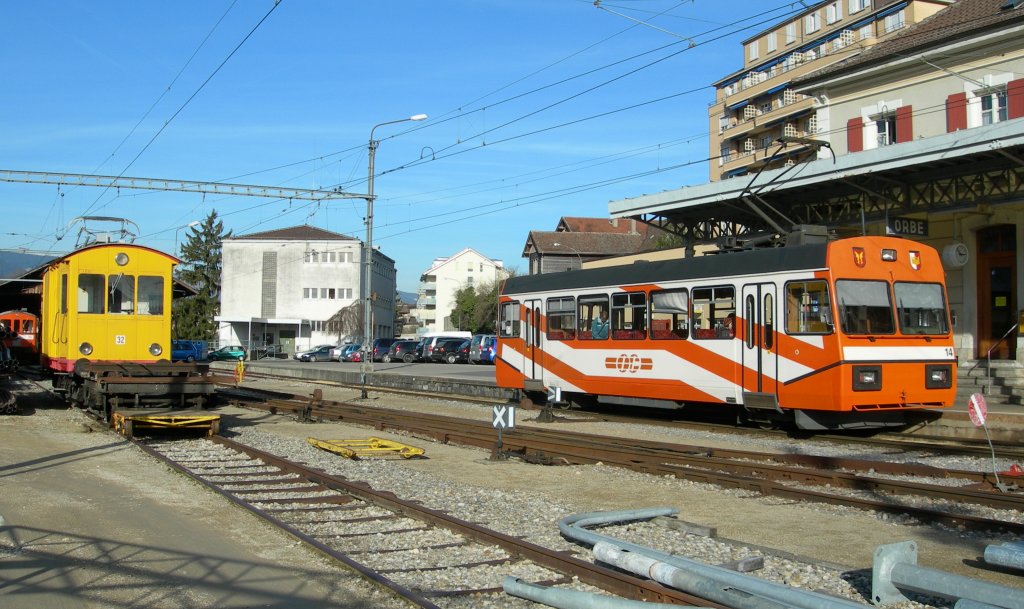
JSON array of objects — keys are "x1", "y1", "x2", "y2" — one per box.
[{"x1": 0, "y1": 1, "x2": 801, "y2": 291}]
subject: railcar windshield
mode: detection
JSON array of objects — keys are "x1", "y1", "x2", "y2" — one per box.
[
  {"x1": 78, "y1": 274, "x2": 104, "y2": 314},
  {"x1": 108, "y1": 274, "x2": 135, "y2": 314},
  {"x1": 138, "y1": 276, "x2": 164, "y2": 315},
  {"x1": 836, "y1": 279, "x2": 895, "y2": 335},
  {"x1": 894, "y1": 282, "x2": 949, "y2": 335}
]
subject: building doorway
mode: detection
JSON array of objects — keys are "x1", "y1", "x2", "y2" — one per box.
[
  {"x1": 976, "y1": 224, "x2": 1016, "y2": 359},
  {"x1": 279, "y1": 330, "x2": 296, "y2": 357}
]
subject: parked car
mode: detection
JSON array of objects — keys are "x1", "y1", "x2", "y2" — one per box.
[
  {"x1": 171, "y1": 339, "x2": 205, "y2": 363},
  {"x1": 420, "y1": 332, "x2": 472, "y2": 362},
  {"x1": 295, "y1": 345, "x2": 335, "y2": 362},
  {"x1": 428, "y1": 338, "x2": 467, "y2": 364},
  {"x1": 370, "y1": 338, "x2": 399, "y2": 362},
  {"x1": 207, "y1": 345, "x2": 246, "y2": 361},
  {"x1": 385, "y1": 340, "x2": 419, "y2": 363},
  {"x1": 340, "y1": 345, "x2": 364, "y2": 362},
  {"x1": 468, "y1": 334, "x2": 496, "y2": 364},
  {"x1": 454, "y1": 339, "x2": 471, "y2": 364},
  {"x1": 333, "y1": 344, "x2": 361, "y2": 362}
]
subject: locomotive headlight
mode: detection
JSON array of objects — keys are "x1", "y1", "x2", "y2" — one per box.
[
  {"x1": 115, "y1": 252, "x2": 130, "y2": 266},
  {"x1": 149, "y1": 343, "x2": 163, "y2": 356},
  {"x1": 925, "y1": 364, "x2": 952, "y2": 389},
  {"x1": 852, "y1": 365, "x2": 881, "y2": 391},
  {"x1": 79, "y1": 342, "x2": 94, "y2": 356},
  {"x1": 881, "y1": 249, "x2": 897, "y2": 262}
]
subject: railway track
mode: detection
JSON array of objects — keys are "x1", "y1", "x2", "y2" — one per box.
[
  {"x1": 221, "y1": 387, "x2": 1024, "y2": 534},
  {"x1": 136, "y1": 435, "x2": 715, "y2": 608},
  {"x1": 225, "y1": 369, "x2": 1024, "y2": 461}
]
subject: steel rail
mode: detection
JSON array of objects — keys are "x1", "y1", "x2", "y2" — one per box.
[
  {"x1": 203, "y1": 436, "x2": 720, "y2": 607},
  {"x1": 224, "y1": 391, "x2": 1024, "y2": 533}
]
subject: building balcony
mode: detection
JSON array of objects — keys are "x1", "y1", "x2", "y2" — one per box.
[
  {"x1": 720, "y1": 96, "x2": 815, "y2": 142},
  {"x1": 419, "y1": 281, "x2": 436, "y2": 292},
  {"x1": 719, "y1": 138, "x2": 811, "y2": 177},
  {"x1": 418, "y1": 296, "x2": 436, "y2": 306},
  {"x1": 719, "y1": 39, "x2": 870, "y2": 108}
]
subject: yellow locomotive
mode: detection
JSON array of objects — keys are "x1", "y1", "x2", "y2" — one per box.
[{"x1": 41, "y1": 242, "x2": 215, "y2": 420}]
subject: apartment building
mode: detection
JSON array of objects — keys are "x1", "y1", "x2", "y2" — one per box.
[
  {"x1": 414, "y1": 248, "x2": 505, "y2": 334},
  {"x1": 709, "y1": 0, "x2": 952, "y2": 181}
]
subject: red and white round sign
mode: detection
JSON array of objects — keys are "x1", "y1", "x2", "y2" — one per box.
[{"x1": 968, "y1": 393, "x2": 988, "y2": 427}]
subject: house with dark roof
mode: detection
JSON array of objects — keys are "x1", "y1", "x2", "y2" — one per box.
[
  {"x1": 522, "y1": 216, "x2": 668, "y2": 274},
  {"x1": 216, "y1": 225, "x2": 396, "y2": 355}
]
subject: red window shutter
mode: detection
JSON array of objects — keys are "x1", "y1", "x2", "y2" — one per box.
[
  {"x1": 1009, "y1": 78, "x2": 1024, "y2": 120},
  {"x1": 946, "y1": 93, "x2": 967, "y2": 132},
  {"x1": 847, "y1": 117, "x2": 864, "y2": 153},
  {"x1": 896, "y1": 105, "x2": 913, "y2": 143}
]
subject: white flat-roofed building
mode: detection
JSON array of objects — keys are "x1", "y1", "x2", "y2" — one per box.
[{"x1": 217, "y1": 225, "x2": 396, "y2": 356}]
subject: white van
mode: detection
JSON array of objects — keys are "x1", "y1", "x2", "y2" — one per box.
[{"x1": 418, "y1": 331, "x2": 472, "y2": 361}]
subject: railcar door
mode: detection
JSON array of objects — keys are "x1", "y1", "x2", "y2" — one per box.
[
  {"x1": 740, "y1": 283, "x2": 779, "y2": 408},
  {"x1": 523, "y1": 299, "x2": 544, "y2": 382}
]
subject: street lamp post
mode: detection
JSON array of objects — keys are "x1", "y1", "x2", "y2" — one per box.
[
  {"x1": 552, "y1": 241, "x2": 584, "y2": 269},
  {"x1": 361, "y1": 113, "x2": 427, "y2": 398}
]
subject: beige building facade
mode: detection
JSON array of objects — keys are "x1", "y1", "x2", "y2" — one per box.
[{"x1": 709, "y1": 0, "x2": 951, "y2": 182}]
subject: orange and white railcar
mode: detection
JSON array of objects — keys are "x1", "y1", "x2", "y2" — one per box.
[
  {"x1": 0, "y1": 309, "x2": 39, "y2": 360},
  {"x1": 496, "y1": 236, "x2": 956, "y2": 430}
]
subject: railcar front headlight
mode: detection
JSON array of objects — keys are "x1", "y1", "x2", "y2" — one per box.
[
  {"x1": 925, "y1": 364, "x2": 952, "y2": 389},
  {"x1": 852, "y1": 365, "x2": 881, "y2": 391},
  {"x1": 149, "y1": 343, "x2": 163, "y2": 356},
  {"x1": 79, "y1": 342, "x2": 94, "y2": 356}
]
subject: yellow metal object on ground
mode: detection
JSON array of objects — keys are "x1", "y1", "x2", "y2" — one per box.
[
  {"x1": 307, "y1": 437, "x2": 425, "y2": 459},
  {"x1": 112, "y1": 412, "x2": 221, "y2": 439}
]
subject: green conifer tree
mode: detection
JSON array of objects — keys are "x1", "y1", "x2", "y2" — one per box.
[{"x1": 172, "y1": 212, "x2": 231, "y2": 341}]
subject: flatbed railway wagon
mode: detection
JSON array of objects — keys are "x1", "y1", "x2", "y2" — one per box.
[
  {"x1": 496, "y1": 236, "x2": 956, "y2": 430},
  {"x1": 40, "y1": 243, "x2": 216, "y2": 423}
]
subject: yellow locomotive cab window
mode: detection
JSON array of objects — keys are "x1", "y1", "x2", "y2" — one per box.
[
  {"x1": 138, "y1": 276, "x2": 164, "y2": 315},
  {"x1": 78, "y1": 274, "x2": 104, "y2": 314},
  {"x1": 108, "y1": 274, "x2": 135, "y2": 314}
]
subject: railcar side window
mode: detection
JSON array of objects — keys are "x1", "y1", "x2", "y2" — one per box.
[
  {"x1": 499, "y1": 301, "x2": 520, "y2": 338},
  {"x1": 578, "y1": 295, "x2": 609, "y2": 340},
  {"x1": 691, "y1": 286, "x2": 735, "y2": 339},
  {"x1": 651, "y1": 289, "x2": 688, "y2": 340},
  {"x1": 836, "y1": 279, "x2": 895, "y2": 334},
  {"x1": 138, "y1": 276, "x2": 164, "y2": 315},
  {"x1": 894, "y1": 282, "x2": 949, "y2": 335},
  {"x1": 785, "y1": 281, "x2": 833, "y2": 334},
  {"x1": 546, "y1": 297, "x2": 576, "y2": 340},
  {"x1": 60, "y1": 275, "x2": 68, "y2": 315},
  {"x1": 78, "y1": 274, "x2": 104, "y2": 314},
  {"x1": 108, "y1": 274, "x2": 135, "y2": 314},
  {"x1": 610, "y1": 292, "x2": 646, "y2": 339}
]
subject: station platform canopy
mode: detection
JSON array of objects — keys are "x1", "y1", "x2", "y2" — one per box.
[{"x1": 609, "y1": 119, "x2": 1024, "y2": 247}]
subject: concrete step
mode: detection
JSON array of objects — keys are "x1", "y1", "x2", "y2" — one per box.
[{"x1": 956, "y1": 362, "x2": 1024, "y2": 406}]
